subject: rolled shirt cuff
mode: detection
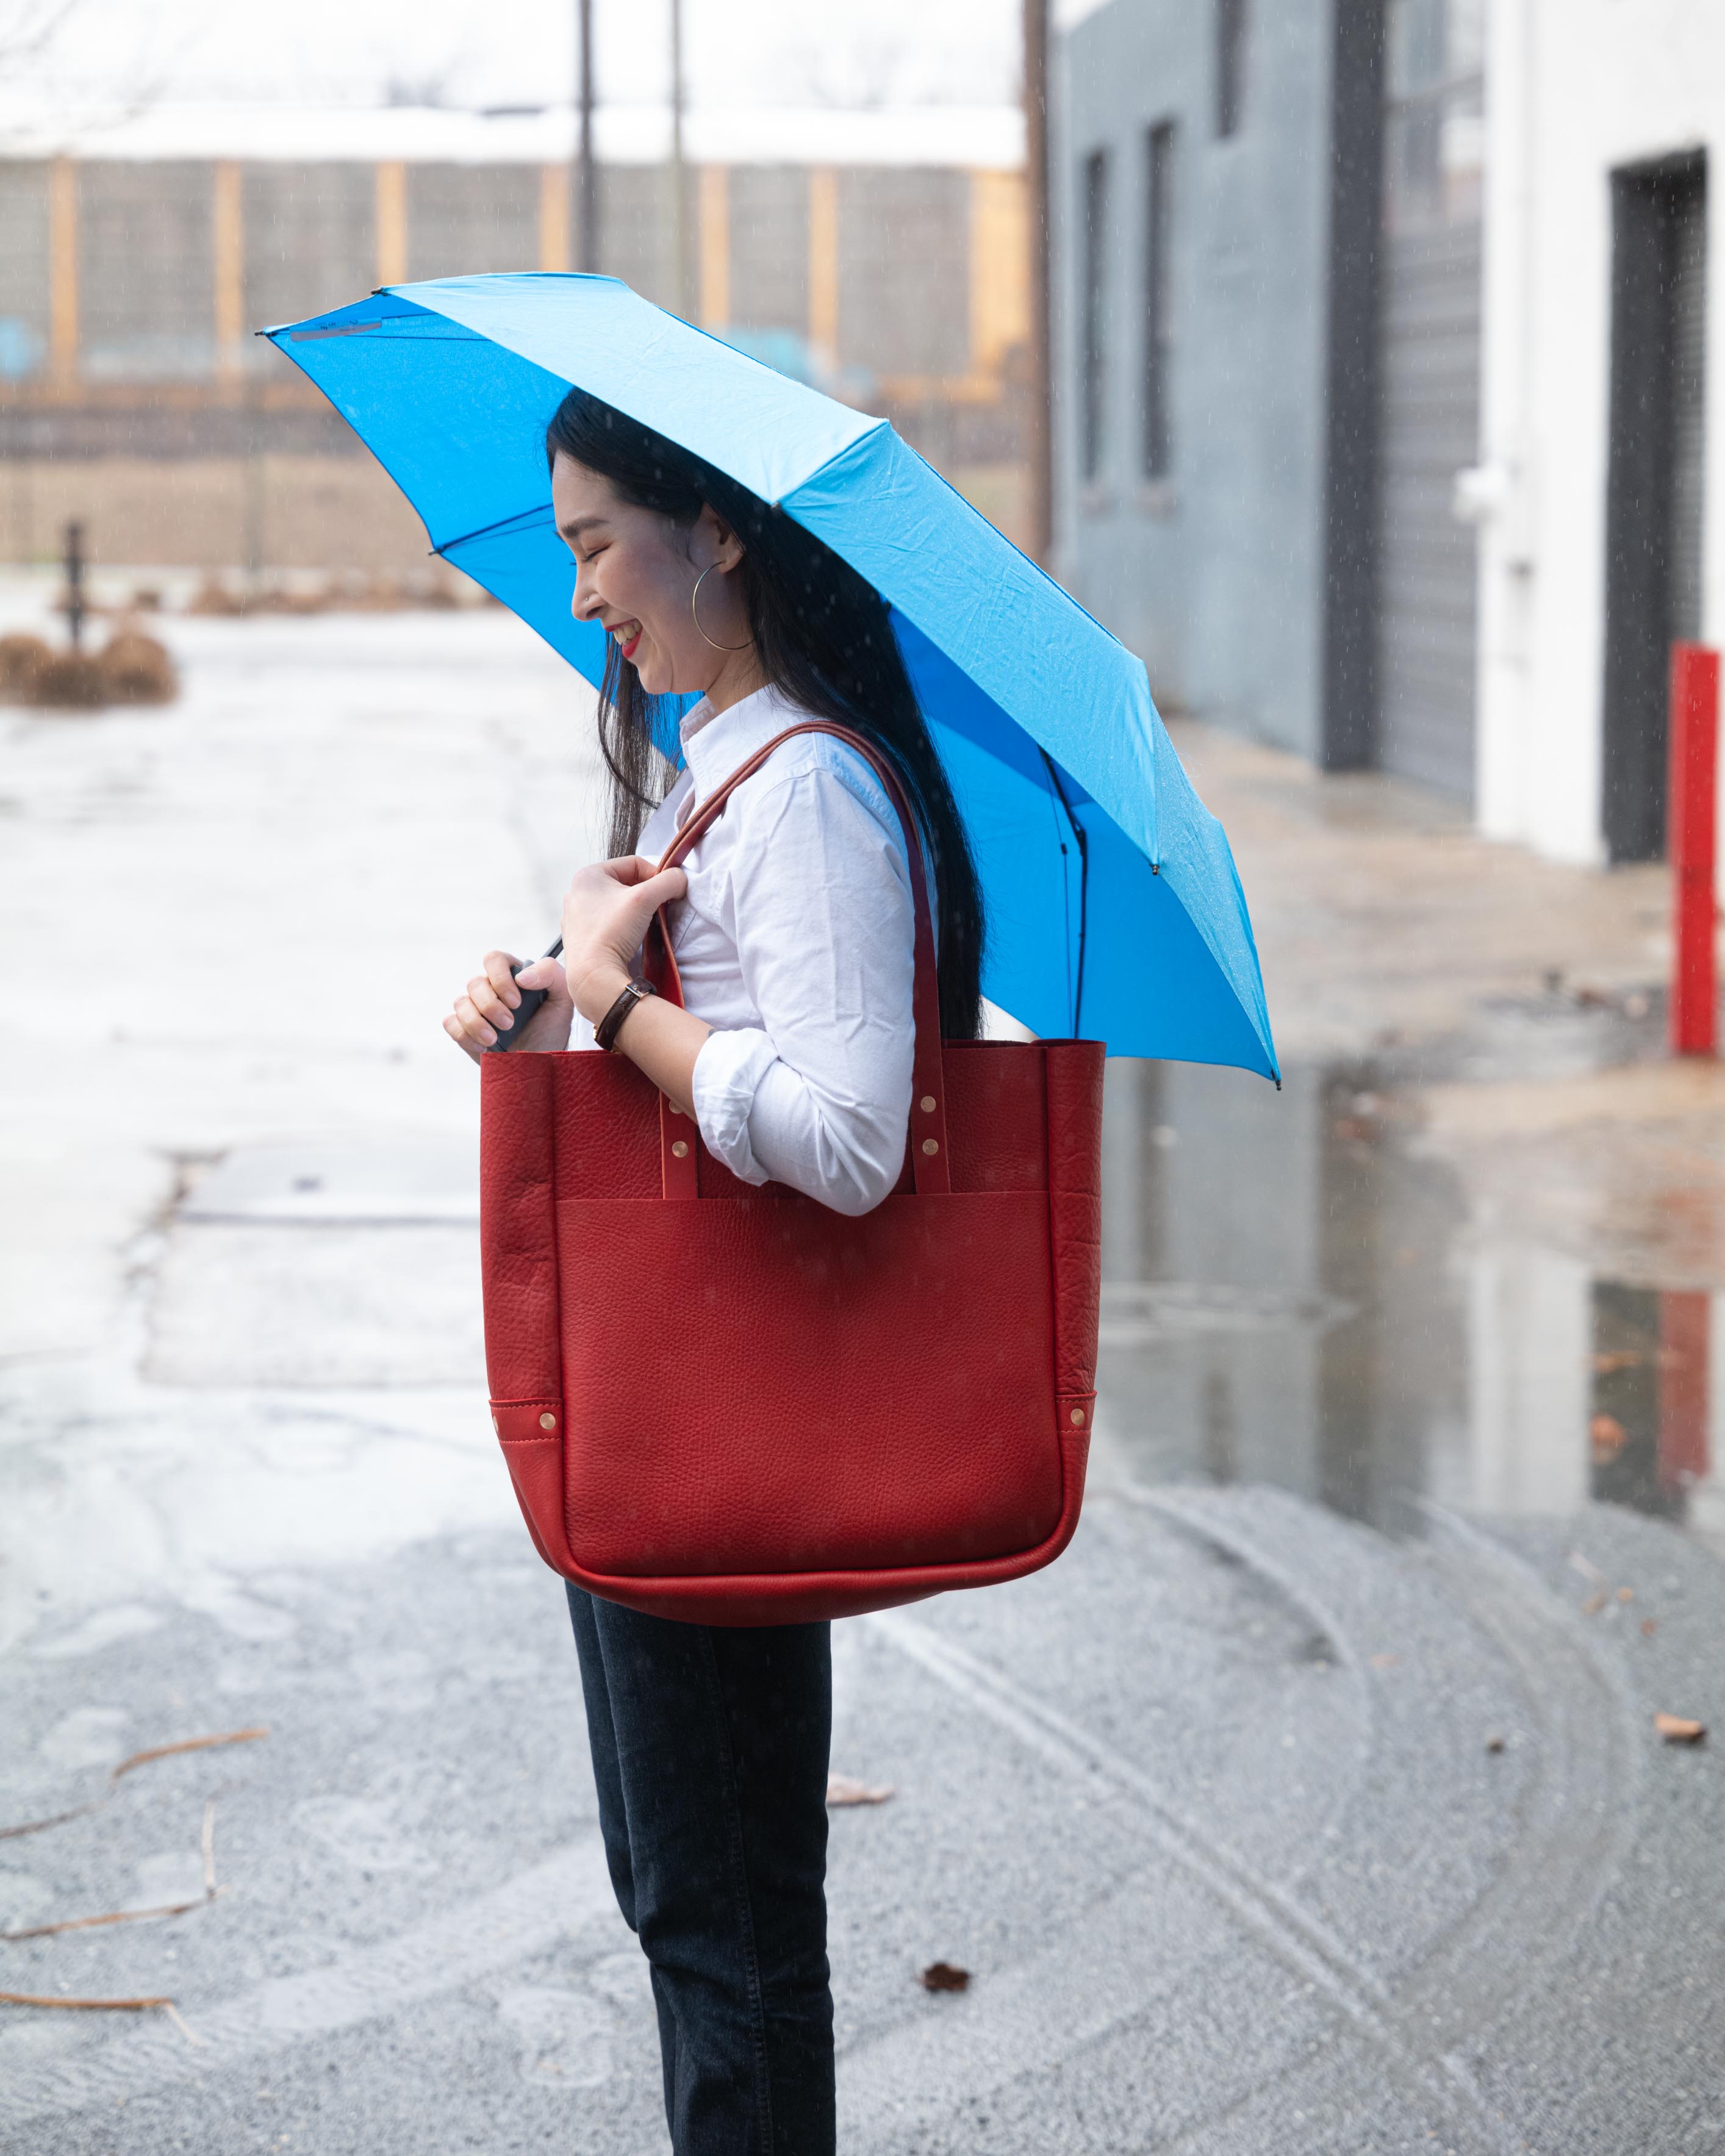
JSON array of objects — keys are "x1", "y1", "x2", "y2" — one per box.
[{"x1": 690, "y1": 1026, "x2": 779, "y2": 1187}]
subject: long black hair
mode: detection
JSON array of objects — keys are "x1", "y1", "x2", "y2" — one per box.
[{"x1": 545, "y1": 387, "x2": 985, "y2": 1041}]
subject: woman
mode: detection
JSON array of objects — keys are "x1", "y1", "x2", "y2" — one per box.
[{"x1": 443, "y1": 386, "x2": 984, "y2": 2154}]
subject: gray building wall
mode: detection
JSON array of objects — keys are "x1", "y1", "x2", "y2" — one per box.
[
  {"x1": 243, "y1": 164, "x2": 376, "y2": 352},
  {"x1": 730, "y1": 166, "x2": 809, "y2": 333},
  {"x1": 0, "y1": 153, "x2": 994, "y2": 396},
  {"x1": 838, "y1": 168, "x2": 972, "y2": 379},
  {"x1": 0, "y1": 162, "x2": 51, "y2": 364},
  {"x1": 1052, "y1": 0, "x2": 1340, "y2": 761},
  {"x1": 406, "y1": 164, "x2": 540, "y2": 284},
  {"x1": 0, "y1": 147, "x2": 1030, "y2": 566},
  {"x1": 596, "y1": 163, "x2": 689, "y2": 315},
  {"x1": 80, "y1": 162, "x2": 216, "y2": 381}
]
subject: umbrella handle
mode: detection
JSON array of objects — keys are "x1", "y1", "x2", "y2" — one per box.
[{"x1": 486, "y1": 937, "x2": 564, "y2": 1053}]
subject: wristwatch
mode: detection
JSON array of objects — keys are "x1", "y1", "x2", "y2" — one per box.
[{"x1": 595, "y1": 976, "x2": 658, "y2": 1053}]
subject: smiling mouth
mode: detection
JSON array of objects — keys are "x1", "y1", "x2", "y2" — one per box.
[{"x1": 614, "y1": 623, "x2": 642, "y2": 661}]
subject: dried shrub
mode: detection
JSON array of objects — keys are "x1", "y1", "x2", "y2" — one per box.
[
  {"x1": 186, "y1": 575, "x2": 248, "y2": 617},
  {"x1": 32, "y1": 650, "x2": 109, "y2": 708},
  {"x1": 0, "y1": 632, "x2": 53, "y2": 700},
  {"x1": 416, "y1": 569, "x2": 461, "y2": 610},
  {"x1": 178, "y1": 569, "x2": 473, "y2": 617},
  {"x1": 263, "y1": 584, "x2": 334, "y2": 615},
  {"x1": 99, "y1": 628, "x2": 178, "y2": 704}
]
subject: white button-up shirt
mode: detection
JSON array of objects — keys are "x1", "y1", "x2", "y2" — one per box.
[{"x1": 633, "y1": 682, "x2": 920, "y2": 1218}]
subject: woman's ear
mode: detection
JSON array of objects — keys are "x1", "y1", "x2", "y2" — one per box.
[{"x1": 700, "y1": 504, "x2": 746, "y2": 574}]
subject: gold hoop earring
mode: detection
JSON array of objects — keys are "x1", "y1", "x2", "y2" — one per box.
[{"x1": 692, "y1": 562, "x2": 751, "y2": 653}]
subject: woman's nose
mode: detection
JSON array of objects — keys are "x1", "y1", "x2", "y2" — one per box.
[{"x1": 571, "y1": 570, "x2": 599, "y2": 621}]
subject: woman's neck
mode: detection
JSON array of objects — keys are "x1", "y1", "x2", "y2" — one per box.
[{"x1": 700, "y1": 646, "x2": 768, "y2": 717}]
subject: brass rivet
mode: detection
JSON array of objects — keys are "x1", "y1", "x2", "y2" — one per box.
[
  {"x1": 668, "y1": 1102, "x2": 684, "y2": 1116},
  {"x1": 672, "y1": 1139, "x2": 689, "y2": 1159},
  {"x1": 1070, "y1": 1408, "x2": 1086, "y2": 1427},
  {"x1": 539, "y1": 1411, "x2": 557, "y2": 1431},
  {"x1": 919, "y1": 1095, "x2": 936, "y2": 1113},
  {"x1": 921, "y1": 1138, "x2": 939, "y2": 1156}
]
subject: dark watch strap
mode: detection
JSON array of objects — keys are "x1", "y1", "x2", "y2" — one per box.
[{"x1": 595, "y1": 976, "x2": 656, "y2": 1053}]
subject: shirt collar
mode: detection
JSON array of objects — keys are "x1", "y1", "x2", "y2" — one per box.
[{"x1": 678, "y1": 682, "x2": 808, "y2": 804}]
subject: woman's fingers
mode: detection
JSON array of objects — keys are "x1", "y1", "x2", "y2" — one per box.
[
  {"x1": 445, "y1": 942, "x2": 581, "y2": 1062},
  {"x1": 443, "y1": 1008, "x2": 488, "y2": 1063},
  {"x1": 453, "y1": 990, "x2": 498, "y2": 1048},
  {"x1": 514, "y1": 956, "x2": 574, "y2": 1001},
  {"x1": 466, "y1": 963, "x2": 517, "y2": 1033},
  {"x1": 558, "y1": 857, "x2": 689, "y2": 1022},
  {"x1": 482, "y1": 950, "x2": 522, "y2": 1006},
  {"x1": 629, "y1": 867, "x2": 688, "y2": 910},
  {"x1": 603, "y1": 853, "x2": 666, "y2": 887},
  {"x1": 598, "y1": 855, "x2": 688, "y2": 902}
]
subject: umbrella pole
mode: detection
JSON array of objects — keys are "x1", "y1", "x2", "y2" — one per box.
[{"x1": 1039, "y1": 749, "x2": 1089, "y2": 1037}]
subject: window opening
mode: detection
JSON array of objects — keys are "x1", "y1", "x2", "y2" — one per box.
[
  {"x1": 1216, "y1": 0, "x2": 1249, "y2": 138},
  {"x1": 1143, "y1": 122, "x2": 1175, "y2": 479},
  {"x1": 1081, "y1": 149, "x2": 1109, "y2": 480}
]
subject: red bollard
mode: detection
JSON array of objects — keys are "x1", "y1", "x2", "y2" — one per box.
[{"x1": 1668, "y1": 643, "x2": 1720, "y2": 1056}]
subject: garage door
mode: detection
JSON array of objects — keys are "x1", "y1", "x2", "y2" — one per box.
[{"x1": 1375, "y1": 0, "x2": 1484, "y2": 802}]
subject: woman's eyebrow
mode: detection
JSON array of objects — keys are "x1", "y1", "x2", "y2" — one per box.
[{"x1": 558, "y1": 514, "x2": 609, "y2": 543}]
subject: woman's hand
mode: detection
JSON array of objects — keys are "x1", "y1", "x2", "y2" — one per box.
[
  {"x1": 443, "y1": 949, "x2": 574, "y2": 1062},
  {"x1": 561, "y1": 856, "x2": 688, "y2": 1024}
]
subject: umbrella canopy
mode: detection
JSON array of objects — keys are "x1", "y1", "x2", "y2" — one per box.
[{"x1": 265, "y1": 273, "x2": 1277, "y2": 1078}]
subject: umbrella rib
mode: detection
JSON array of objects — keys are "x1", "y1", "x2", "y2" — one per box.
[
  {"x1": 1038, "y1": 750, "x2": 1089, "y2": 1039},
  {"x1": 428, "y1": 503, "x2": 556, "y2": 559}
]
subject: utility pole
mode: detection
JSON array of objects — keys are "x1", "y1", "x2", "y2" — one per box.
[
  {"x1": 576, "y1": 0, "x2": 598, "y2": 272},
  {"x1": 669, "y1": 0, "x2": 688, "y2": 314},
  {"x1": 1024, "y1": 0, "x2": 1053, "y2": 566}
]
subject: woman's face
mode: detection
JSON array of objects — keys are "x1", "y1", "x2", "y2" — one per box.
[{"x1": 553, "y1": 453, "x2": 752, "y2": 701}]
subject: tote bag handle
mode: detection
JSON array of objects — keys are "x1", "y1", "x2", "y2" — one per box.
[{"x1": 643, "y1": 721, "x2": 951, "y2": 1200}]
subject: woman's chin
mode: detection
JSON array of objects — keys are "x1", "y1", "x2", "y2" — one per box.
[{"x1": 639, "y1": 662, "x2": 701, "y2": 700}]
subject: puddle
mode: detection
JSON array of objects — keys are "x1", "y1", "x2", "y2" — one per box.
[{"x1": 1096, "y1": 1058, "x2": 1725, "y2": 1544}]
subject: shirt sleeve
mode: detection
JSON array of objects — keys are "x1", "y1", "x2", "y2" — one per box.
[{"x1": 689, "y1": 756, "x2": 916, "y2": 1217}]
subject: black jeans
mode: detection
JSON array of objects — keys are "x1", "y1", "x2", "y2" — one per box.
[{"x1": 566, "y1": 1586, "x2": 835, "y2": 2155}]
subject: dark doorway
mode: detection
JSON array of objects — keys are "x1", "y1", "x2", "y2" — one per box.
[
  {"x1": 1603, "y1": 154, "x2": 1707, "y2": 863},
  {"x1": 1142, "y1": 121, "x2": 1175, "y2": 481},
  {"x1": 1216, "y1": 0, "x2": 1249, "y2": 139},
  {"x1": 1080, "y1": 149, "x2": 1110, "y2": 481}
]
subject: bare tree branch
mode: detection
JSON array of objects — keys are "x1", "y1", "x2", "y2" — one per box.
[{"x1": 0, "y1": 0, "x2": 81, "y2": 70}]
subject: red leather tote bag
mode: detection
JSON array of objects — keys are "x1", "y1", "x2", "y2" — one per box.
[{"x1": 479, "y1": 722, "x2": 1103, "y2": 1625}]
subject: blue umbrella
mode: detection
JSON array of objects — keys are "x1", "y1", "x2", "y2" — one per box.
[{"x1": 265, "y1": 273, "x2": 1277, "y2": 1078}]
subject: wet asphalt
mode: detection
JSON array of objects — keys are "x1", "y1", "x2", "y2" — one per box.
[{"x1": 2, "y1": 598, "x2": 1722, "y2": 2151}]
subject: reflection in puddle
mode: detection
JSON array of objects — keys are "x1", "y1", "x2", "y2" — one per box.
[
  {"x1": 1589, "y1": 1283, "x2": 1712, "y2": 1520},
  {"x1": 1097, "y1": 1061, "x2": 1722, "y2": 1539}
]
